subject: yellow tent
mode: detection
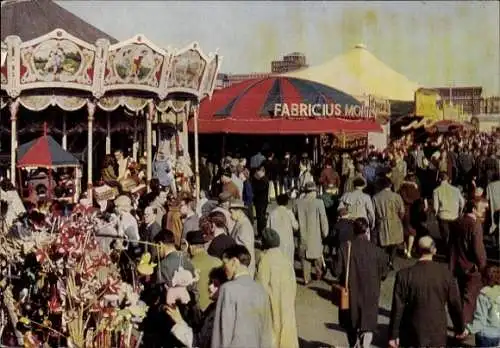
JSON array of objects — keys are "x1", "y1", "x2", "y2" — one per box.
[{"x1": 285, "y1": 44, "x2": 420, "y2": 101}]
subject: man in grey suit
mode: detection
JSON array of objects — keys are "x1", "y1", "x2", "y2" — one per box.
[{"x1": 212, "y1": 245, "x2": 274, "y2": 348}]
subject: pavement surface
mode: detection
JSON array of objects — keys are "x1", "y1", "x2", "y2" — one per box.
[
  {"x1": 292, "y1": 256, "x2": 477, "y2": 348},
  {"x1": 259, "y1": 201, "x2": 496, "y2": 348}
]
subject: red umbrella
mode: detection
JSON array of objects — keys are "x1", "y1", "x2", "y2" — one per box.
[{"x1": 190, "y1": 77, "x2": 382, "y2": 135}]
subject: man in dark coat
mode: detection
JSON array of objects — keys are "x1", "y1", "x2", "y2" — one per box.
[
  {"x1": 252, "y1": 165, "x2": 270, "y2": 238},
  {"x1": 389, "y1": 236, "x2": 465, "y2": 348},
  {"x1": 333, "y1": 218, "x2": 389, "y2": 348},
  {"x1": 449, "y1": 200, "x2": 487, "y2": 324}
]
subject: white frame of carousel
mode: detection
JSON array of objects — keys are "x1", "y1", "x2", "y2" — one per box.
[{"x1": 1, "y1": 28, "x2": 222, "y2": 200}]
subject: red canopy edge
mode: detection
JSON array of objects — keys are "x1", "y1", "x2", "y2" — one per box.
[{"x1": 189, "y1": 118, "x2": 382, "y2": 135}]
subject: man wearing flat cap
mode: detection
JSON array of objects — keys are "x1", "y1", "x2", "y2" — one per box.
[
  {"x1": 186, "y1": 230, "x2": 222, "y2": 311},
  {"x1": 294, "y1": 181, "x2": 329, "y2": 284},
  {"x1": 211, "y1": 191, "x2": 235, "y2": 233}
]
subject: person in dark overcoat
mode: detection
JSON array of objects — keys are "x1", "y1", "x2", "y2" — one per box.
[
  {"x1": 388, "y1": 236, "x2": 465, "y2": 348},
  {"x1": 449, "y1": 200, "x2": 487, "y2": 324},
  {"x1": 333, "y1": 218, "x2": 389, "y2": 348}
]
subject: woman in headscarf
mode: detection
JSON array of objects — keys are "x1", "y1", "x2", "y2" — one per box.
[{"x1": 256, "y1": 228, "x2": 299, "y2": 348}]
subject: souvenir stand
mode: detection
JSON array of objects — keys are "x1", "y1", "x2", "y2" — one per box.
[
  {"x1": 16, "y1": 128, "x2": 82, "y2": 203},
  {"x1": 1, "y1": 29, "x2": 221, "y2": 201}
]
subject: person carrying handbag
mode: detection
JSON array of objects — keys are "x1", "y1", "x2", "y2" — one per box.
[{"x1": 333, "y1": 218, "x2": 390, "y2": 348}]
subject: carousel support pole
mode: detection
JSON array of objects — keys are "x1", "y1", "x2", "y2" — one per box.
[
  {"x1": 106, "y1": 112, "x2": 111, "y2": 154},
  {"x1": 194, "y1": 105, "x2": 200, "y2": 203},
  {"x1": 87, "y1": 101, "x2": 96, "y2": 200},
  {"x1": 133, "y1": 117, "x2": 138, "y2": 161},
  {"x1": 9, "y1": 99, "x2": 20, "y2": 186},
  {"x1": 146, "y1": 101, "x2": 154, "y2": 191},
  {"x1": 62, "y1": 111, "x2": 67, "y2": 150}
]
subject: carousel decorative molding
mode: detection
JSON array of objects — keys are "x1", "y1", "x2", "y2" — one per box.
[
  {"x1": 1, "y1": 27, "x2": 221, "y2": 201},
  {"x1": 0, "y1": 29, "x2": 222, "y2": 100}
]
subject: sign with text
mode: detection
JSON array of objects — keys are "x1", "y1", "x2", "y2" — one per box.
[{"x1": 273, "y1": 103, "x2": 376, "y2": 119}]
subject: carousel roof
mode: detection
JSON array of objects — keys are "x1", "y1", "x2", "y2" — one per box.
[{"x1": 1, "y1": 0, "x2": 117, "y2": 43}]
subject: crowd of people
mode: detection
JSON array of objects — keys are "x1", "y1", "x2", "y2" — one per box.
[{"x1": 0, "y1": 129, "x2": 499, "y2": 347}]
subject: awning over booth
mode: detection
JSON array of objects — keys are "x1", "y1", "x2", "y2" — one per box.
[
  {"x1": 285, "y1": 44, "x2": 420, "y2": 101},
  {"x1": 192, "y1": 76, "x2": 382, "y2": 135},
  {"x1": 17, "y1": 134, "x2": 80, "y2": 168}
]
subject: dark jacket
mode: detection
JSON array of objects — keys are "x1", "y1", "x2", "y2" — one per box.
[
  {"x1": 333, "y1": 236, "x2": 389, "y2": 332},
  {"x1": 252, "y1": 176, "x2": 269, "y2": 205},
  {"x1": 389, "y1": 260, "x2": 464, "y2": 347},
  {"x1": 449, "y1": 215, "x2": 487, "y2": 277},
  {"x1": 331, "y1": 218, "x2": 354, "y2": 248}
]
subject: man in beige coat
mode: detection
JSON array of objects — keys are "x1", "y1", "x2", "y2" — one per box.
[
  {"x1": 373, "y1": 176, "x2": 405, "y2": 268},
  {"x1": 257, "y1": 228, "x2": 299, "y2": 348},
  {"x1": 294, "y1": 182, "x2": 329, "y2": 284}
]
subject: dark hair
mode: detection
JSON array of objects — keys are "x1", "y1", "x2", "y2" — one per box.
[
  {"x1": 53, "y1": 185, "x2": 65, "y2": 198},
  {"x1": 208, "y1": 266, "x2": 228, "y2": 285},
  {"x1": 222, "y1": 244, "x2": 251, "y2": 267},
  {"x1": 276, "y1": 194, "x2": 289, "y2": 206},
  {"x1": 353, "y1": 177, "x2": 365, "y2": 188},
  {"x1": 464, "y1": 200, "x2": 477, "y2": 214},
  {"x1": 207, "y1": 211, "x2": 227, "y2": 229},
  {"x1": 353, "y1": 217, "x2": 368, "y2": 235},
  {"x1": 153, "y1": 229, "x2": 176, "y2": 245},
  {"x1": 149, "y1": 178, "x2": 160, "y2": 192},
  {"x1": 324, "y1": 158, "x2": 333, "y2": 167},
  {"x1": 179, "y1": 191, "x2": 195, "y2": 205},
  {"x1": 102, "y1": 154, "x2": 115, "y2": 168},
  {"x1": 484, "y1": 266, "x2": 500, "y2": 287},
  {"x1": 379, "y1": 176, "x2": 393, "y2": 189},
  {"x1": 438, "y1": 171, "x2": 449, "y2": 182}
]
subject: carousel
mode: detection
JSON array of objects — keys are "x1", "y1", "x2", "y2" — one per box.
[{"x1": 1, "y1": 0, "x2": 221, "y2": 202}]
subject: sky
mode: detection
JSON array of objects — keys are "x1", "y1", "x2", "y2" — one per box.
[{"x1": 57, "y1": 1, "x2": 500, "y2": 96}]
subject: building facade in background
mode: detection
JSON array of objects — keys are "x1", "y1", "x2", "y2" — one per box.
[
  {"x1": 434, "y1": 86, "x2": 483, "y2": 115},
  {"x1": 481, "y1": 96, "x2": 500, "y2": 114},
  {"x1": 271, "y1": 52, "x2": 308, "y2": 73},
  {"x1": 215, "y1": 52, "x2": 308, "y2": 89}
]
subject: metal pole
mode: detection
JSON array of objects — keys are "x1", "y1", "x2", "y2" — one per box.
[
  {"x1": 9, "y1": 100, "x2": 19, "y2": 186},
  {"x1": 146, "y1": 102, "x2": 154, "y2": 190},
  {"x1": 87, "y1": 102, "x2": 96, "y2": 200},
  {"x1": 106, "y1": 112, "x2": 111, "y2": 154},
  {"x1": 62, "y1": 112, "x2": 67, "y2": 150},
  {"x1": 194, "y1": 104, "x2": 200, "y2": 203}
]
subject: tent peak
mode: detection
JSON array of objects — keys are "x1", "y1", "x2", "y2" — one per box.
[{"x1": 354, "y1": 43, "x2": 367, "y2": 50}]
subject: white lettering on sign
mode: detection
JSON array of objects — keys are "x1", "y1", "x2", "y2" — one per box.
[{"x1": 273, "y1": 103, "x2": 376, "y2": 119}]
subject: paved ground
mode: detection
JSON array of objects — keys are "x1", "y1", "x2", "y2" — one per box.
[
  {"x1": 293, "y1": 256, "x2": 477, "y2": 348},
  {"x1": 260, "y1": 201, "x2": 495, "y2": 347}
]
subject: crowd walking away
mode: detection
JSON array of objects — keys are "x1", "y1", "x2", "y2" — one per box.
[{"x1": 1, "y1": 130, "x2": 500, "y2": 348}]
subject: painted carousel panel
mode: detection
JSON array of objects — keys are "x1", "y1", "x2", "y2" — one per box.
[
  {"x1": 104, "y1": 43, "x2": 164, "y2": 89},
  {"x1": 168, "y1": 47, "x2": 207, "y2": 92},
  {"x1": 19, "y1": 38, "x2": 95, "y2": 88},
  {"x1": 201, "y1": 55, "x2": 219, "y2": 96}
]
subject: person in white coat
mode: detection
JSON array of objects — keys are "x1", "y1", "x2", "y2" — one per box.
[
  {"x1": 267, "y1": 193, "x2": 298, "y2": 267},
  {"x1": 228, "y1": 200, "x2": 256, "y2": 278}
]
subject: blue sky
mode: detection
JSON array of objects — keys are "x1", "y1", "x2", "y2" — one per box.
[{"x1": 57, "y1": 1, "x2": 500, "y2": 96}]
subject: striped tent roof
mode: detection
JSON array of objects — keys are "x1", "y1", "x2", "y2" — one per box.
[{"x1": 1, "y1": 0, "x2": 117, "y2": 43}]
